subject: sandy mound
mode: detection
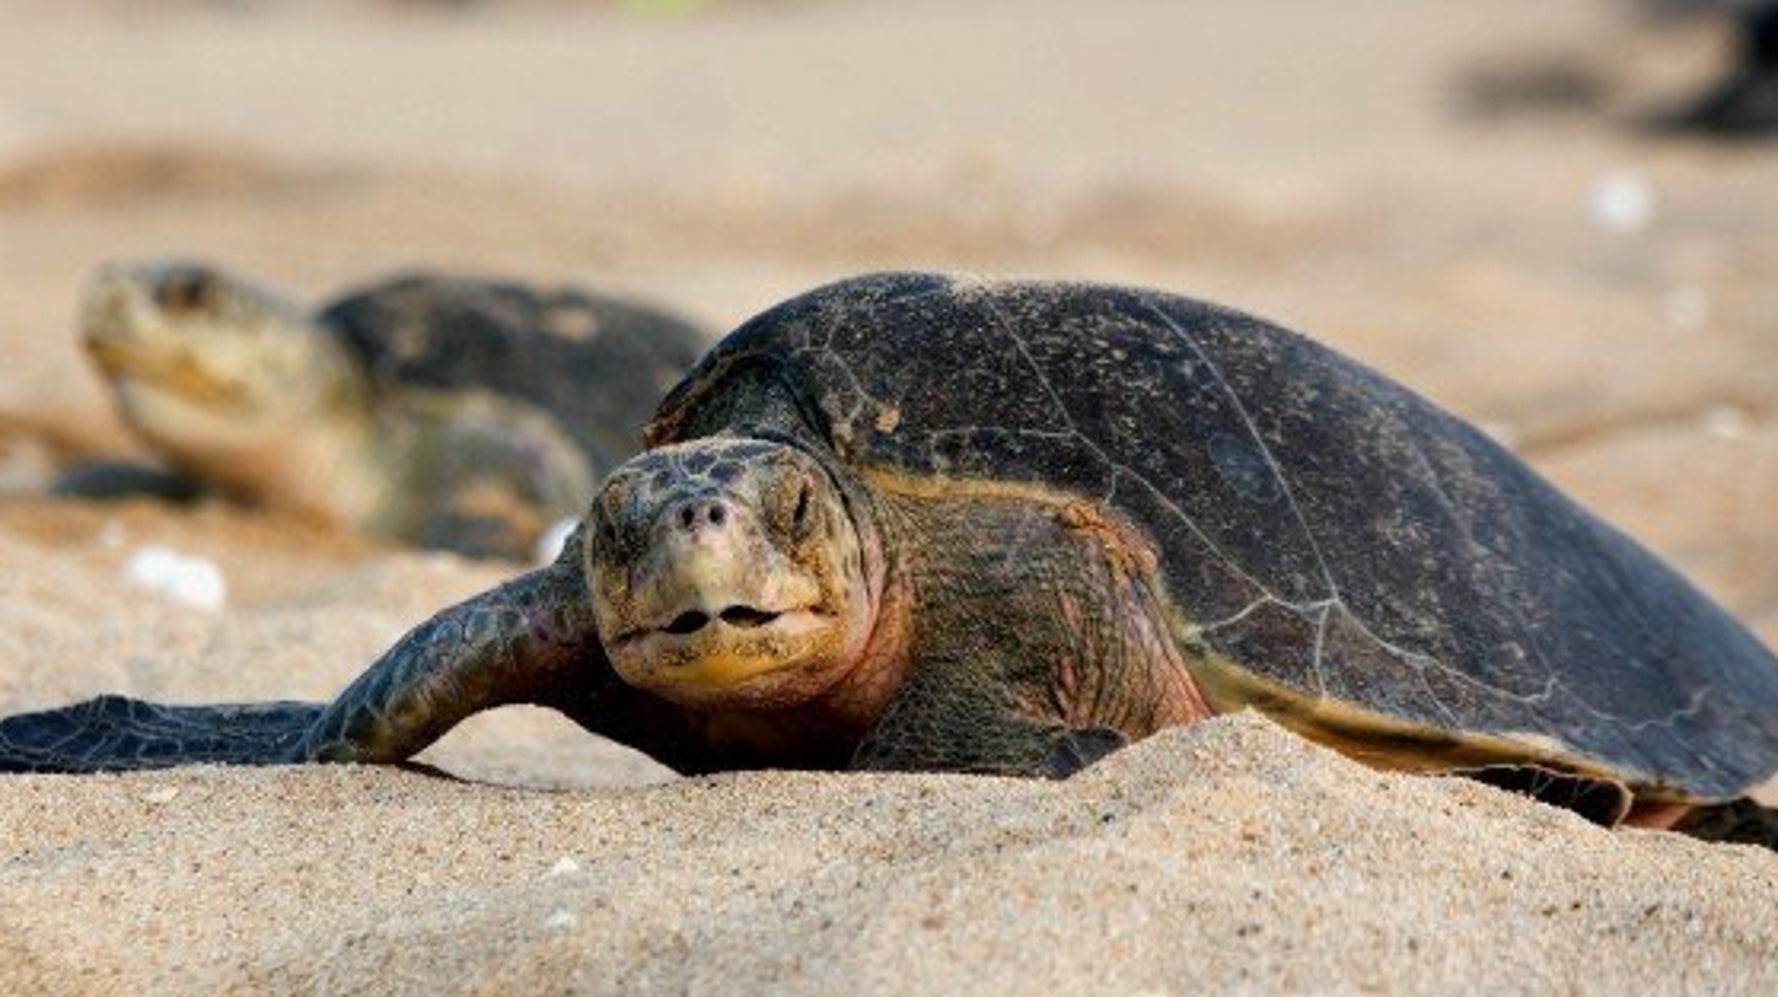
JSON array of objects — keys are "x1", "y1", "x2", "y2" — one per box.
[
  {"x1": 2, "y1": 715, "x2": 1774, "y2": 994},
  {"x1": 0, "y1": 500, "x2": 1773, "y2": 992}
]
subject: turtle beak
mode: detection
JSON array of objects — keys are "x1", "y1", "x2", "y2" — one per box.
[{"x1": 629, "y1": 492, "x2": 821, "y2": 640}]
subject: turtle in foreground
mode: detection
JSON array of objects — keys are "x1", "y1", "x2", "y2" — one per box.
[
  {"x1": 6, "y1": 272, "x2": 1777, "y2": 847},
  {"x1": 63, "y1": 260, "x2": 706, "y2": 559}
]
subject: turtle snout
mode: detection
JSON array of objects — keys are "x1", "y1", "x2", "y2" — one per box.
[
  {"x1": 646, "y1": 493, "x2": 772, "y2": 612},
  {"x1": 80, "y1": 274, "x2": 143, "y2": 346},
  {"x1": 669, "y1": 495, "x2": 736, "y2": 535},
  {"x1": 615, "y1": 489, "x2": 821, "y2": 637}
]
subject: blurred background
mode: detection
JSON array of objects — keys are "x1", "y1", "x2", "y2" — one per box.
[{"x1": 0, "y1": 0, "x2": 1773, "y2": 653}]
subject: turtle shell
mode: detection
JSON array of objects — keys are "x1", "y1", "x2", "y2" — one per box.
[
  {"x1": 647, "y1": 272, "x2": 1778, "y2": 800},
  {"x1": 320, "y1": 274, "x2": 707, "y2": 472}
]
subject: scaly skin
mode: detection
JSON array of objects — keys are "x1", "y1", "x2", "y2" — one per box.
[{"x1": 851, "y1": 485, "x2": 1212, "y2": 775}]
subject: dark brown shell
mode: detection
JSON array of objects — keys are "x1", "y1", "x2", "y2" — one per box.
[
  {"x1": 321, "y1": 274, "x2": 708, "y2": 473},
  {"x1": 648, "y1": 271, "x2": 1778, "y2": 799}
]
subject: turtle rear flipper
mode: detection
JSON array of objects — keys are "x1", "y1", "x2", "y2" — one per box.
[
  {"x1": 1672, "y1": 798, "x2": 1778, "y2": 850},
  {"x1": 52, "y1": 461, "x2": 205, "y2": 504},
  {"x1": 0, "y1": 695, "x2": 322, "y2": 773},
  {"x1": 1456, "y1": 764, "x2": 1633, "y2": 827}
]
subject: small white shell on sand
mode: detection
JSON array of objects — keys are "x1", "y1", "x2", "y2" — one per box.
[
  {"x1": 123, "y1": 546, "x2": 228, "y2": 612},
  {"x1": 546, "y1": 856, "x2": 581, "y2": 878},
  {"x1": 140, "y1": 786, "x2": 181, "y2": 805},
  {"x1": 535, "y1": 517, "x2": 580, "y2": 566},
  {"x1": 1700, "y1": 405, "x2": 1751, "y2": 440},
  {"x1": 1586, "y1": 169, "x2": 1654, "y2": 234},
  {"x1": 543, "y1": 909, "x2": 579, "y2": 931}
]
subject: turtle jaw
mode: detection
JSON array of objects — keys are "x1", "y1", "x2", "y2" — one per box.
[
  {"x1": 606, "y1": 607, "x2": 842, "y2": 699},
  {"x1": 85, "y1": 338, "x2": 254, "y2": 415}
]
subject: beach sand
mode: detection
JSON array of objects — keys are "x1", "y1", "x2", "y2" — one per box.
[{"x1": 2, "y1": 0, "x2": 1776, "y2": 991}]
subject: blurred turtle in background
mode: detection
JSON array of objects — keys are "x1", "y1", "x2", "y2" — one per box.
[
  {"x1": 1659, "y1": 1, "x2": 1778, "y2": 134},
  {"x1": 61, "y1": 261, "x2": 707, "y2": 560},
  {"x1": 1456, "y1": 1, "x2": 1778, "y2": 136}
]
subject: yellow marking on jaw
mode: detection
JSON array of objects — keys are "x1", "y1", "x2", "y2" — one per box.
[
  {"x1": 638, "y1": 614, "x2": 842, "y2": 697},
  {"x1": 659, "y1": 646, "x2": 800, "y2": 690},
  {"x1": 87, "y1": 339, "x2": 249, "y2": 410}
]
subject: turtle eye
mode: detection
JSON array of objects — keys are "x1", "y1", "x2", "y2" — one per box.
[
  {"x1": 158, "y1": 273, "x2": 217, "y2": 314},
  {"x1": 790, "y1": 481, "x2": 812, "y2": 535},
  {"x1": 593, "y1": 484, "x2": 628, "y2": 547}
]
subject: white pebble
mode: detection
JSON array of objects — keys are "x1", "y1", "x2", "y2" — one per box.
[
  {"x1": 535, "y1": 517, "x2": 580, "y2": 565},
  {"x1": 422, "y1": 550, "x2": 461, "y2": 571},
  {"x1": 543, "y1": 909, "x2": 579, "y2": 931},
  {"x1": 1700, "y1": 406, "x2": 1751, "y2": 440},
  {"x1": 140, "y1": 786, "x2": 180, "y2": 805},
  {"x1": 123, "y1": 546, "x2": 228, "y2": 612},
  {"x1": 1587, "y1": 170, "x2": 1654, "y2": 234},
  {"x1": 546, "y1": 856, "x2": 581, "y2": 878}
]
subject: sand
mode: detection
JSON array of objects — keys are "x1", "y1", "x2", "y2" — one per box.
[{"x1": 2, "y1": 0, "x2": 1776, "y2": 992}]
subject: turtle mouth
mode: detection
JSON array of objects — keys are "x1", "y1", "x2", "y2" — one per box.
[
  {"x1": 628, "y1": 603, "x2": 825, "y2": 644},
  {"x1": 661, "y1": 604, "x2": 786, "y2": 635},
  {"x1": 603, "y1": 602, "x2": 835, "y2": 693},
  {"x1": 86, "y1": 337, "x2": 249, "y2": 410}
]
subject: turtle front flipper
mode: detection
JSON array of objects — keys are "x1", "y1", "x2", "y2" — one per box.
[
  {"x1": 0, "y1": 696, "x2": 322, "y2": 772},
  {"x1": 1671, "y1": 798, "x2": 1778, "y2": 852},
  {"x1": 851, "y1": 677, "x2": 1127, "y2": 779},
  {"x1": 295, "y1": 530, "x2": 609, "y2": 764},
  {"x1": 51, "y1": 460, "x2": 206, "y2": 505},
  {"x1": 847, "y1": 624, "x2": 1128, "y2": 778},
  {"x1": 0, "y1": 529, "x2": 619, "y2": 774}
]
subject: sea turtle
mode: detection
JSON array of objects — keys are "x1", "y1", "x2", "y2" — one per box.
[
  {"x1": 6, "y1": 272, "x2": 1777, "y2": 847},
  {"x1": 62, "y1": 260, "x2": 707, "y2": 559}
]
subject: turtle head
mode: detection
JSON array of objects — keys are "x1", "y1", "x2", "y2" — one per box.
[
  {"x1": 586, "y1": 437, "x2": 882, "y2": 709},
  {"x1": 80, "y1": 260, "x2": 366, "y2": 464}
]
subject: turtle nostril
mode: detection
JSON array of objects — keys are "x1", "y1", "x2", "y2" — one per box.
[
  {"x1": 663, "y1": 610, "x2": 710, "y2": 635},
  {"x1": 673, "y1": 499, "x2": 733, "y2": 533}
]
